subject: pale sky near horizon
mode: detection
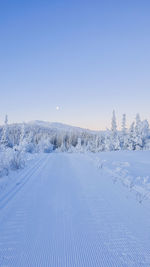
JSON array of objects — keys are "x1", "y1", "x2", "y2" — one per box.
[{"x1": 0, "y1": 0, "x2": 150, "y2": 130}]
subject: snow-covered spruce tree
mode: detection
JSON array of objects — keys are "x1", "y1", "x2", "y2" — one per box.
[
  {"x1": 67, "y1": 133, "x2": 77, "y2": 152},
  {"x1": 17, "y1": 123, "x2": 33, "y2": 152},
  {"x1": 110, "y1": 110, "x2": 120, "y2": 150},
  {"x1": 111, "y1": 110, "x2": 117, "y2": 134},
  {"x1": 63, "y1": 133, "x2": 70, "y2": 151},
  {"x1": 95, "y1": 135, "x2": 101, "y2": 152},
  {"x1": 139, "y1": 120, "x2": 150, "y2": 149},
  {"x1": 37, "y1": 136, "x2": 53, "y2": 153},
  {"x1": 24, "y1": 131, "x2": 35, "y2": 153},
  {"x1": 8, "y1": 125, "x2": 20, "y2": 147},
  {"x1": 85, "y1": 136, "x2": 97, "y2": 152},
  {"x1": 121, "y1": 114, "x2": 128, "y2": 150},
  {"x1": 18, "y1": 123, "x2": 26, "y2": 151},
  {"x1": 91, "y1": 134, "x2": 103, "y2": 152},
  {"x1": 0, "y1": 115, "x2": 9, "y2": 149},
  {"x1": 20, "y1": 123, "x2": 25, "y2": 143},
  {"x1": 75, "y1": 137, "x2": 83, "y2": 152},
  {"x1": 122, "y1": 114, "x2": 127, "y2": 135},
  {"x1": 99, "y1": 134, "x2": 105, "y2": 151},
  {"x1": 128, "y1": 115, "x2": 150, "y2": 151},
  {"x1": 127, "y1": 122, "x2": 136, "y2": 150},
  {"x1": 60, "y1": 135, "x2": 67, "y2": 152},
  {"x1": 86, "y1": 140, "x2": 93, "y2": 152},
  {"x1": 104, "y1": 130, "x2": 111, "y2": 151},
  {"x1": 144, "y1": 120, "x2": 150, "y2": 149},
  {"x1": 134, "y1": 114, "x2": 143, "y2": 150}
]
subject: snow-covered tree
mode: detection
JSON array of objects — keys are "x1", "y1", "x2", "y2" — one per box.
[
  {"x1": 20, "y1": 123, "x2": 25, "y2": 144},
  {"x1": 60, "y1": 136, "x2": 67, "y2": 152},
  {"x1": 135, "y1": 114, "x2": 141, "y2": 133},
  {"x1": 111, "y1": 110, "x2": 117, "y2": 134},
  {"x1": 122, "y1": 114, "x2": 127, "y2": 134},
  {"x1": 110, "y1": 110, "x2": 120, "y2": 150},
  {"x1": 37, "y1": 137, "x2": 53, "y2": 153},
  {"x1": 76, "y1": 138, "x2": 83, "y2": 152},
  {"x1": 140, "y1": 120, "x2": 150, "y2": 149},
  {"x1": 121, "y1": 114, "x2": 128, "y2": 150},
  {"x1": 0, "y1": 115, "x2": 9, "y2": 148},
  {"x1": 134, "y1": 114, "x2": 143, "y2": 150},
  {"x1": 128, "y1": 122, "x2": 135, "y2": 150},
  {"x1": 104, "y1": 130, "x2": 111, "y2": 151}
]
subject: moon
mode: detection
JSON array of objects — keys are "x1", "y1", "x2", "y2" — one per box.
[{"x1": 56, "y1": 106, "x2": 60, "y2": 111}]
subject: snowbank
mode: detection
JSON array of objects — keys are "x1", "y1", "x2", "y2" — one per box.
[
  {"x1": 90, "y1": 151, "x2": 150, "y2": 203},
  {"x1": 0, "y1": 148, "x2": 25, "y2": 178}
]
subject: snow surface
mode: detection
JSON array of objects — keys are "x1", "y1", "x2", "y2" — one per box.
[
  {"x1": 0, "y1": 152, "x2": 150, "y2": 266},
  {"x1": 90, "y1": 150, "x2": 150, "y2": 202}
]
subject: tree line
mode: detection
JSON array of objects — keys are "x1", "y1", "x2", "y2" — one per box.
[{"x1": 0, "y1": 111, "x2": 150, "y2": 153}]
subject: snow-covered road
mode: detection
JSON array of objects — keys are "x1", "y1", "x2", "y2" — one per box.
[{"x1": 0, "y1": 153, "x2": 150, "y2": 266}]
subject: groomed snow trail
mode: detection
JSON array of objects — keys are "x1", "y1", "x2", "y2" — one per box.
[{"x1": 0, "y1": 153, "x2": 150, "y2": 267}]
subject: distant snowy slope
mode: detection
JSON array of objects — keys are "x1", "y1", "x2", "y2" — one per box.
[{"x1": 28, "y1": 120, "x2": 88, "y2": 132}]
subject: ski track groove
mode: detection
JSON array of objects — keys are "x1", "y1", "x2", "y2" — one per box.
[
  {"x1": 0, "y1": 155, "x2": 45, "y2": 211},
  {"x1": 0, "y1": 153, "x2": 150, "y2": 266},
  {"x1": 0, "y1": 155, "x2": 50, "y2": 267}
]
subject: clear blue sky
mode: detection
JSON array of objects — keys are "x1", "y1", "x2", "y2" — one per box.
[{"x1": 0, "y1": 0, "x2": 150, "y2": 130}]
